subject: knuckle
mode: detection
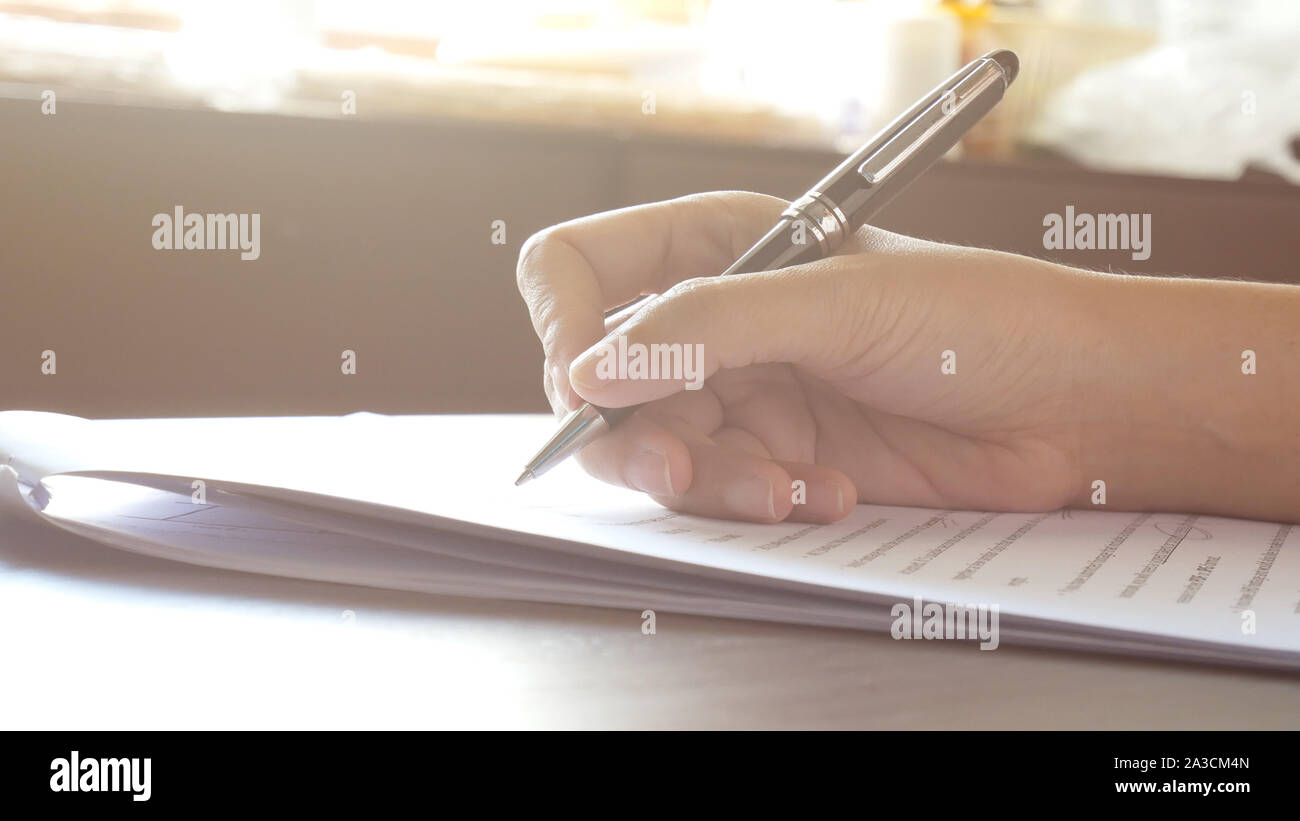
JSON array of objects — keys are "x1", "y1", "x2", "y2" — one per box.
[
  {"x1": 652, "y1": 277, "x2": 723, "y2": 331},
  {"x1": 661, "y1": 275, "x2": 723, "y2": 309}
]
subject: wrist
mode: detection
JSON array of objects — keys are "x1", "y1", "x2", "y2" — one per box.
[{"x1": 1070, "y1": 271, "x2": 1298, "y2": 520}]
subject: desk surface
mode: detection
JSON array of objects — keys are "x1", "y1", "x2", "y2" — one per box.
[{"x1": 2, "y1": 511, "x2": 1296, "y2": 730}]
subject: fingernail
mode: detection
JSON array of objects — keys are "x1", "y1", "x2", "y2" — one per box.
[
  {"x1": 724, "y1": 477, "x2": 776, "y2": 520},
  {"x1": 569, "y1": 352, "x2": 600, "y2": 392},
  {"x1": 626, "y1": 449, "x2": 674, "y2": 496},
  {"x1": 820, "y1": 481, "x2": 845, "y2": 516},
  {"x1": 570, "y1": 339, "x2": 616, "y2": 392}
]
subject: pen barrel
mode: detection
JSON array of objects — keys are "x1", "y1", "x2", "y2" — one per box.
[
  {"x1": 719, "y1": 218, "x2": 826, "y2": 277},
  {"x1": 796, "y1": 52, "x2": 1011, "y2": 242}
]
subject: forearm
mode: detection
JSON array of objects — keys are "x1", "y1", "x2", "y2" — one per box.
[{"x1": 1074, "y1": 271, "x2": 1300, "y2": 521}]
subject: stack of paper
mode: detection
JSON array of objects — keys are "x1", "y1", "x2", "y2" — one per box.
[{"x1": 1, "y1": 411, "x2": 1296, "y2": 669}]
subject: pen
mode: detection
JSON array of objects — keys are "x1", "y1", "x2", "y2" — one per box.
[{"x1": 515, "y1": 49, "x2": 1020, "y2": 486}]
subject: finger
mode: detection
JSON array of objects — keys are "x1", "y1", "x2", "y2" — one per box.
[
  {"x1": 573, "y1": 412, "x2": 692, "y2": 498},
  {"x1": 569, "y1": 254, "x2": 875, "y2": 408},
  {"x1": 542, "y1": 359, "x2": 577, "y2": 417},
  {"x1": 572, "y1": 387, "x2": 724, "y2": 494},
  {"x1": 709, "y1": 426, "x2": 771, "y2": 458},
  {"x1": 517, "y1": 192, "x2": 789, "y2": 406},
  {"x1": 774, "y1": 461, "x2": 857, "y2": 523},
  {"x1": 707, "y1": 365, "x2": 819, "y2": 463},
  {"x1": 554, "y1": 294, "x2": 661, "y2": 413},
  {"x1": 659, "y1": 422, "x2": 854, "y2": 523},
  {"x1": 542, "y1": 360, "x2": 561, "y2": 414},
  {"x1": 641, "y1": 386, "x2": 725, "y2": 436},
  {"x1": 603, "y1": 294, "x2": 657, "y2": 335},
  {"x1": 574, "y1": 409, "x2": 854, "y2": 523},
  {"x1": 647, "y1": 426, "x2": 794, "y2": 523}
]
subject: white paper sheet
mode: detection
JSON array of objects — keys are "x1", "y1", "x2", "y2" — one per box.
[{"x1": 2, "y1": 411, "x2": 1297, "y2": 667}]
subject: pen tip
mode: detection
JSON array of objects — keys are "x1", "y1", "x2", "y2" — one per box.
[{"x1": 514, "y1": 469, "x2": 534, "y2": 487}]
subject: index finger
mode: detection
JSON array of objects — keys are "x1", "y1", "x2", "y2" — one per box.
[{"x1": 515, "y1": 191, "x2": 788, "y2": 406}]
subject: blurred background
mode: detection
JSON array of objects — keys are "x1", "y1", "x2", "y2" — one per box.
[{"x1": 2, "y1": 0, "x2": 1298, "y2": 417}]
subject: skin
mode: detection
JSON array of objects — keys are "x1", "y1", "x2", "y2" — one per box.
[{"x1": 516, "y1": 191, "x2": 1300, "y2": 525}]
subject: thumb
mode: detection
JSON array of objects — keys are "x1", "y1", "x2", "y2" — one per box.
[{"x1": 569, "y1": 256, "x2": 873, "y2": 407}]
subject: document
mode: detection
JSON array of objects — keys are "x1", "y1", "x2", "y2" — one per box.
[{"x1": 1, "y1": 411, "x2": 1296, "y2": 668}]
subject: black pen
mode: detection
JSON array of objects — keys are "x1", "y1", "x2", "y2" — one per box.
[{"x1": 515, "y1": 49, "x2": 1020, "y2": 485}]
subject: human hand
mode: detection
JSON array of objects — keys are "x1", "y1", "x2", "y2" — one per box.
[
  {"x1": 516, "y1": 191, "x2": 1100, "y2": 523},
  {"x1": 517, "y1": 191, "x2": 1300, "y2": 525}
]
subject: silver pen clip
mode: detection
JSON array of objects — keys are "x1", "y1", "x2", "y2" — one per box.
[{"x1": 857, "y1": 56, "x2": 1008, "y2": 186}]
